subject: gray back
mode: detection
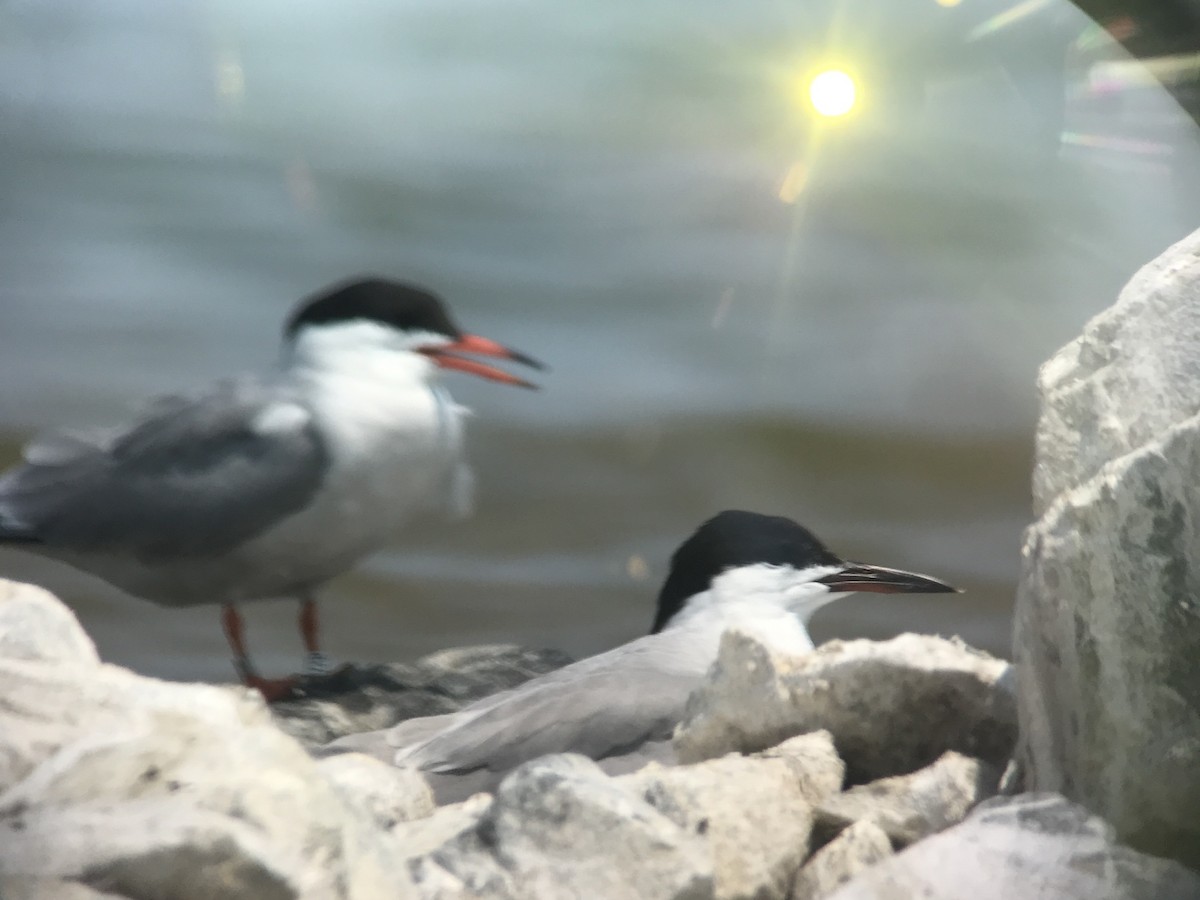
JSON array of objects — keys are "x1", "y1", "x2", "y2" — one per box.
[
  {"x1": 391, "y1": 632, "x2": 705, "y2": 778},
  {"x1": 0, "y1": 379, "x2": 327, "y2": 559}
]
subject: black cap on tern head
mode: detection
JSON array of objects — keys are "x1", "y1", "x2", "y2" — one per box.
[
  {"x1": 650, "y1": 509, "x2": 961, "y2": 634},
  {"x1": 652, "y1": 510, "x2": 841, "y2": 633},
  {"x1": 285, "y1": 277, "x2": 462, "y2": 340}
]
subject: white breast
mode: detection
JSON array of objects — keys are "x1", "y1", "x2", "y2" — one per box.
[{"x1": 232, "y1": 330, "x2": 473, "y2": 594}]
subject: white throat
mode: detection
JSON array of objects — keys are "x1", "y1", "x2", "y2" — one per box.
[
  {"x1": 278, "y1": 320, "x2": 471, "y2": 519},
  {"x1": 663, "y1": 563, "x2": 850, "y2": 655},
  {"x1": 284, "y1": 320, "x2": 443, "y2": 390}
]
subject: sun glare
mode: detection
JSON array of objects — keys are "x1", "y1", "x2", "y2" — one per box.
[{"x1": 808, "y1": 69, "x2": 857, "y2": 118}]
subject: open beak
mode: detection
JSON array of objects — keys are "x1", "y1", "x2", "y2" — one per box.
[
  {"x1": 817, "y1": 563, "x2": 961, "y2": 594},
  {"x1": 419, "y1": 334, "x2": 545, "y2": 390}
]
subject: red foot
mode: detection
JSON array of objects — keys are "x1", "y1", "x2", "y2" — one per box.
[{"x1": 244, "y1": 674, "x2": 301, "y2": 703}]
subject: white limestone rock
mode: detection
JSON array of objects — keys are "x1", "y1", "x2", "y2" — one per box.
[
  {"x1": 405, "y1": 755, "x2": 713, "y2": 900},
  {"x1": 390, "y1": 793, "x2": 493, "y2": 862},
  {"x1": 620, "y1": 753, "x2": 820, "y2": 900},
  {"x1": 814, "y1": 751, "x2": 1000, "y2": 848},
  {"x1": 752, "y1": 730, "x2": 846, "y2": 805},
  {"x1": 675, "y1": 632, "x2": 1014, "y2": 784},
  {"x1": 1016, "y1": 229, "x2": 1200, "y2": 866},
  {"x1": 0, "y1": 603, "x2": 418, "y2": 897},
  {"x1": 317, "y1": 752, "x2": 434, "y2": 829},
  {"x1": 1031, "y1": 228, "x2": 1200, "y2": 514},
  {"x1": 0, "y1": 578, "x2": 98, "y2": 666},
  {"x1": 789, "y1": 820, "x2": 892, "y2": 900},
  {"x1": 0, "y1": 877, "x2": 126, "y2": 900},
  {"x1": 0, "y1": 801, "x2": 305, "y2": 899},
  {"x1": 824, "y1": 794, "x2": 1200, "y2": 900}
]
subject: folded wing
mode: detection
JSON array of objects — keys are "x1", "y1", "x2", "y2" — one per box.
[
  {"x1": 390, "y1": 635, "x2": 701, "y2": 777},
  {"x1": 0, "y1": 379, "x2": 327, "y2": 559}
]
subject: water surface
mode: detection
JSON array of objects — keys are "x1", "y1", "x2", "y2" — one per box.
[{"x1": 1, "y1": 0, "x2": 1197, "y2": 681}]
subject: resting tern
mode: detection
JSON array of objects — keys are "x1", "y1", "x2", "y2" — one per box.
[
  {"x1": 0, "y1": 277, "x2": 543, "y2": 699},
  {"x1": 323, "y1": 509, "x2": 959, "y2": 803}
]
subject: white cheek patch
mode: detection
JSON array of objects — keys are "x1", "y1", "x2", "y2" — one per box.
[
  {"x1": 710, "y1": 563, "x2": 841, "y2": 603},
  {"x1": 785, "y1": 580, "x2": 833, "y2": 600},
  {"x1": 711, "y1": 565, "x2": 791, "y2": 601},
  {"x1": 397, "y1": 329, "x2": 453, "y2": 351},
  {"x1": 252, "y1": 402, "x2": 311, "y2": 436}
]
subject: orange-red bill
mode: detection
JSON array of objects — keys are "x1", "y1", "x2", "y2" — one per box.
[
  {"x1": 817, "y1": 563, "x2": 960, "y2": 594},
  {"x1": 420, "y1": 333, "x2": 544, "y2": 389}
]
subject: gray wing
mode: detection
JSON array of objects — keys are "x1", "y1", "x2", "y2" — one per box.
[
  {"x1": 391, "y1": 635, "x2": 702, "y2": 776},
  {"x1": 320, "y1": 712, "x2": 460, "y2": 763},
  {"x1": 0, "y1": 379, "x2": 327, "y2": 558}
]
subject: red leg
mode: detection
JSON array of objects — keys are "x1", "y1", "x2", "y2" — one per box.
[
  {"x1": 299, "y1": 597, "x2": 320, "y2": 653},
  {"x1": 220, "y1": 603, "x2": 298, "y2": 702},
  {"x1": 299, "y1": 596, "x2": 334, "y2": 676},
  {"x1": 221, "y1": 603, "x2": 252, "y2": 674}
]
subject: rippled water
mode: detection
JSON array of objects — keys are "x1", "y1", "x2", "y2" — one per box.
[{"x1": 1, "y1": 0, "x2": 1197, "y2": 682}]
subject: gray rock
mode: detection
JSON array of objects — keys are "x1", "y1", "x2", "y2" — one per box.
[
  {"x1": 1, "y1": 801, "x2": 306, "y2": 899},
  {"x1": 620, "y1": 753, "x2": 819, "y2": 900},
  {"x1": 316, "y1": 752, "x2": 434, "y2": 829},
  {"x1": 675, "y1": 631, "x2": 1015, "y2": 784},
  {"x1": 815, "y1": 751, "x2": 1000, "y2": 848},
  {"x1": 0, "y1": 579, "x2": 98, "y2": 666},
  {"x1": 1030, "y1": 228, "x2": 1200, "y2": 515},
  {"x1": 1016, "y1": 230, "x2": 1200, "y2": 867},
  {"x1": 271, "y1": 646, "x2": 574, "y2": 748},
  {"x1": 752, "y1": 731, "x2": 845, "y2": 805},
  {"x1": 824, "y1": 793, "x2": 1200, "y2": 900},
  {"x1": 391, "y1": 793, "x2": 494, "y2": 861},
  {"x1": 789, "y1": 821, "x2": 892, "y2": 900},
  {"x1": 0, "y1": 637, "x2": 416, "y2": 897},
  {"x1": 0, "y1": 877, "x2": 125, "y2": 900},
  {"x1": 405, "y1": 755, "x2": 713, "y2": 900}
]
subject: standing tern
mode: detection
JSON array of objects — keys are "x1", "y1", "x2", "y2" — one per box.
[
  {"x1": 323, "y1": 509, "x2": 959, "y2": 803},
  {"x1": 0, "y1": 277, "x2": 543, "y2": 699}
]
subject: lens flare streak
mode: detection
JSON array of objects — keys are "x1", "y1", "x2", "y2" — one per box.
[
  {"x1": 1060, "y1": 131, "x2": 1173, "y2": 157},
  {"x1": 967, "y1": 0, "x2": 1053, "y2": 41}
]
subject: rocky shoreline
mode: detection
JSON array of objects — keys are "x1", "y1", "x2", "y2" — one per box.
[
  {"x1": 5, "y1": 229, "x2": 1200, "y2": 898},
  {"x1": 1, "y1": 578, "x2": 1196, "y2": 899}
]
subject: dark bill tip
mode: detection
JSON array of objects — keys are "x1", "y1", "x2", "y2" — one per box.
[
  {"x1": 505, "y1": 347, "x2": 547, "y2": 371},
  {"x1": 817, "y1": 562, "x2": 961, "y2": 595}
]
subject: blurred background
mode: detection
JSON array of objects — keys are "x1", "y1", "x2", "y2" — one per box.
[{"x1": 1, "y1": 0, "x2": 1198, "y2": 682}]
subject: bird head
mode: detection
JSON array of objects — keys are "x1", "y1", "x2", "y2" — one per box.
[
  {"x1": 285, "y1": 277, "x2": 544, "y2": 389},
  {"x1": 652, "y1": 510, "x2": 959, "y2": 633}
]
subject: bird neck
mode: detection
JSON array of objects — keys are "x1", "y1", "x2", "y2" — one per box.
[
  {"x1": 280, "y1": 323, "x2": 468, "y2": 469},
  {"x1": 664, "y1": 592, "x2": 817, "y2": 657},
  {"x1": 661, "y1": 565, "x2": 851, "y2": 656},
  {"x1": 282, "y1": 322, "x2": 439, "y2": 395}
]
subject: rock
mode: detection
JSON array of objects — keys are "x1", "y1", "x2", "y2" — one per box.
[
  {"x1": 316, "y1": 752, "x2": 434, "y2": 829},
  {"x1": 1, "y1": 801, "x2": 305, "y2": 899},
  {"x1": 0, "y1": 877, "x2": 125, "y2": 900},
  {"x1": 0, "y1": 626, "x2": 416, "y2": 896},
  {"x1": 405, "y1": 755, "x2": 713, "y2": 900},
  {"x1": 620, "y1": 753, "x2": 819, "y2": 900},
  {"x1": 814, "y1": 752, "x2": 1000, "y2": 848},
  {"x1": 789, "y1": 821, "x2": 892, "y2": 900},
  {"x1": 752, "y1": 731, "x2": 845, "y2": 804},
  {"x1": 675, "y1": 631, "x2": 1015, "y2": 784},
  {"x1": 823, "y1": 793, "x2": 1200, "y2": 900},
  {"x1": 1016, "y1": 230, "x2": 1200, "y2": 867},
  {"x1": 391, "y1": 793, "x2": 494, "y2": 861},
  {"x1": 0, "y1": 579, "x2": 98, "y2": 666},
  {"x1": 1029, "y1": 228, "x2": 1200, "y2": 514},
  {"x1": 270, "y1": 646, "x2": 574, "y2": 748}
]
